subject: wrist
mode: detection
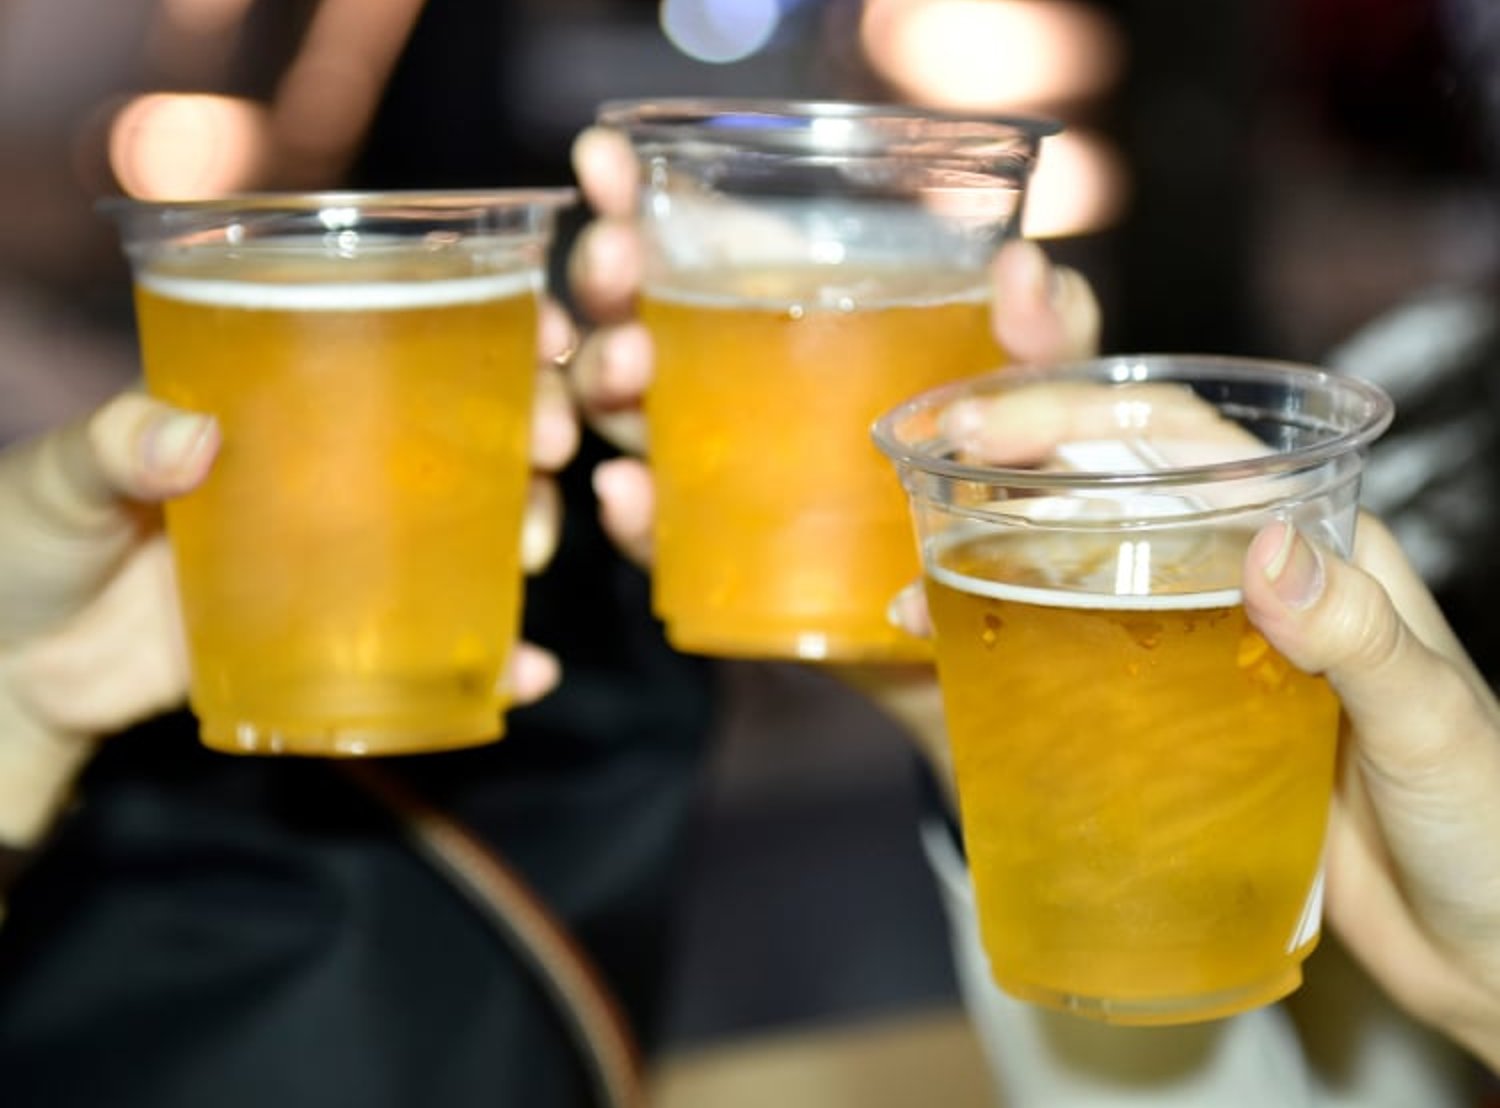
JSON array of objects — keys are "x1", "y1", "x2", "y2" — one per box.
[{"x1": 0, "y1": 655, "x2": 97, "y2": 848}]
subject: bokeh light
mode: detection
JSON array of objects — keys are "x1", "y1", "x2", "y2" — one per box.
[
  {"x1": 861, "y1": 0, "x2": 1123, "y2": 110},
  {"x1": 108, "y1": 93, "x2": 270, "y2": 200},
  {"x1": 1022, "y1": 129, "x2": 1129, "y2": 239},
  {"x1": 660, "y1": 0, "x2": 782, "y2": 64}
]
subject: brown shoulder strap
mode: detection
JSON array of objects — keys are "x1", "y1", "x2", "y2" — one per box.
[{"x1": 340, "y1": 762, "x2": 647, "y2": 1108}]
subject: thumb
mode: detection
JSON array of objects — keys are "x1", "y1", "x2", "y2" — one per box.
[
  {"x1": 0, "y1": 392, "x2": 218, "y2": 640},
  {"x1": 36, "y1": 392, "x2": 218, "y2": 524},
  {"x1": 1, "y1": 392, "x2": 218, "y2": 536},
  {"x1": 1242, "y1": 521, "x2": 1500, "y2": 823}
]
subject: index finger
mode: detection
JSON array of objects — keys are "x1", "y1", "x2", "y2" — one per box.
[
  {"x1": 571, "y1": 127, "x2": 638, "y2": 218},
  {"x1": 0, "y1": 393, "x2": 217, "y2": 641},
  {"x1": 1242, "y1": 521, "x2": 1500, "y2": 868},
  {"x1": 0, "y1": 393, "x2": 217, "y2": 539},
  {"x1": 942, "y1": 381, "x2": 1261, "y2": 467}
]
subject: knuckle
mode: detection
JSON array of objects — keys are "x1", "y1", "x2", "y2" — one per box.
[
  {"x1": 1334, "y1": 588, "x2": 1405, "y2": 672},
  {"x1": 85, "y1": 393, "x2": 145, "y2": 463}
]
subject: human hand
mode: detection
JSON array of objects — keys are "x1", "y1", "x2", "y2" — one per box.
[
  {"x1": 0, "y1": 308, "x2": 579, "y2": 846},
  {"x1": 0, "y1": 394, "x2": 216, "y2": 844},
  {"x1": 900, "y1": 377, "x2": 1500, "y2": 1068},
  {"x1": 1242, "y1": 516, "x2": 1500, "y2": 1071}
]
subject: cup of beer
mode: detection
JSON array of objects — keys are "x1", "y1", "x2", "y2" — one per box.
[
  {"x1": 874, "y1": 355, "x2": 1393, "y2": 1024},
  {"x1": 106, "y1": 189, "x2": 573, "y2": 756},
  {"x1": 598, "y1": 98, "x2": 1056, "y2": 662}
]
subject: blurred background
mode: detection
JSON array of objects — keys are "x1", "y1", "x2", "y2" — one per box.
[{"x1": 3, "y1": 0, "x2": 1497, "y2": 1101}]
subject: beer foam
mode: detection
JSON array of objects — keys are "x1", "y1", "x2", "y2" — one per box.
[
  {"x1": 138, "y1": 269, "x2": 539, "y2": 311},
  {"x1": 927, "y1": 560, "x2": 1243, "y2": 611},
  {"x1": 643, "y1": 273, "x2": 988, "y2": 312}
]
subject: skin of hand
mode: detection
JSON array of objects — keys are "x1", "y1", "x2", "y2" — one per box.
[
  {"x1": 931, "y1": 381, "x2": 1500, "y2": 1070},
  {"x1": 567, "y1": 126, "x2": 1101, "y2": 553},
  {"x1": 0, "y1": 302, "x2": 580, "y2": 848},
  {"x1": 1244, "y1": 518, "x2": 1500, "y2": 1071}
]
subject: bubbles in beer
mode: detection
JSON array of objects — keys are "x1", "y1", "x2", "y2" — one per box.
[
  {"x1": 1237, "y1": 628, "x2": 1293, "y2": 692},
  {"x1": 923, "y1": 524, "x2": 1341, "y2": 1016},
  {"x1": 1121, "y1": 614, "x2": 1165, "y2": 650}
]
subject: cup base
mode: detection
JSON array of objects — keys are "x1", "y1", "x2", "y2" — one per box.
[
  {"x1": 997, "y1": 964, "x2": 1305, "y2": 1027},
  {"x1": 664, "y1": 620, "x2": 932, "y2": 664},
  {"x1": 197, "y1": 712, "x2": 505, "y2": 758}
]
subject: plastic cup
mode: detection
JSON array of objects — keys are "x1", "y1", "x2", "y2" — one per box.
[
  {"x1": 874, "y1": 354, "x2": 1393, "y2": 1024},
  {"x1": 600, "y1": 98, "x2": 1056, "y2": 662},
  {"x1": 106, "y1": 189, "x2": 573, "y2": 756}
]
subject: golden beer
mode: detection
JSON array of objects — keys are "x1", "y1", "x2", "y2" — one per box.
[
  {"x1": 641, "y1": 263, "x2": 1003, "y2": 661},
  {"x1": 925, "y1": 527, "x2": 1339, "y2": 1024},
  {"x1": 134, "y1": 249, "x2": 540, "y2": 755}
]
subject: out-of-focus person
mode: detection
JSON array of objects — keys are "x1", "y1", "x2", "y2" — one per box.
[{"x1": 0, "y1": 5, "x2": 711, "y2": 1107}]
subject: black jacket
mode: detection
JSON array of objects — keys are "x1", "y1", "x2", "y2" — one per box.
[{"x1": 0, "y1": 445, "x2": 716, "y2": 1108}]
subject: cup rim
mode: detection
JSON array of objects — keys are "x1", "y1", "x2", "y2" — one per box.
[
  {"x1": 871, "y1": 353, "x2": 1396, "y2": 489},
  {"x1": 96, "y1": 186, "x2": 578, "y2": 219},
  {"x1": 595, "y1": 97, "x2": 1061, "y2": 145}
]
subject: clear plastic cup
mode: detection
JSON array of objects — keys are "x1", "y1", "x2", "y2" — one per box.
[
  {"x1": 874, "y1": 354, "x2": 1393, "y2": 1024},
  {"x1": 106, "y1": 189, "x2": 573, "y2": 755},
  {"x1": 601, "y1": 98, "x2": 1056, "y2": 662}
]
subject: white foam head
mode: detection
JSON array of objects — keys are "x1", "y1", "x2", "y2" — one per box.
[
  {"x1": 138, "y1": 268, "x2": 539, "y2": 311},
  {"x1": 926, "y1": 560, "x2": 1243, "y2": 610}
]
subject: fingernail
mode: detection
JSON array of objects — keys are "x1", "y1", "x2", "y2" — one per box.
[
  {"x1": 575, "y1": 128, "x2": 620, "y2": 179},
  {"x1": 143, "y1": 411, "x2": 217, "y2": 476},
  {"x1": 997, "y1": 239, "x2": 1051, "y2": 305},
  {"x1": 574, "y1": 128, "x2": 610, "y2": 173},
  {"x1": 1263, "y1": 522, "x2": 1324, "y2": 610}
]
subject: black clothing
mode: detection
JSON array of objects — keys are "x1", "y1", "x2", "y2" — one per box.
[{"x1": 0, "y1": 436, "x2": 717, "y2": 1108}]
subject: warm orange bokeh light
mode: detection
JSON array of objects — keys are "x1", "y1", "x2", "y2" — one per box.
[
  {"x1": 109, "y1": 93, "x2": 270, "y2": 200},
  {"x1": 861, "y1": 0, "x2": 1124, "y2": 110},
  {"x1": 104, "y1": 0, "x2": 428, "y2": 197},
  {"x1": 1022, "y1": 130, "x2": 1129, "y2": 239}
]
